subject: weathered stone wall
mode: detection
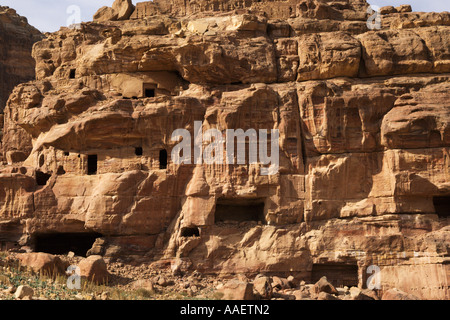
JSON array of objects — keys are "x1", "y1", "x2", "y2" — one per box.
[
  {"x1": 0, "y1": 0, "x2": 449, "y2": 299},
  {"x1": 0, "y1": 7, "x2": 42, "y2": 162},
  {"x1": 129, "y1": 0, "x2": 370, "y2": 20}
]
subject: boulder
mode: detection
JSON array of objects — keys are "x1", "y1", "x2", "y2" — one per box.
[
  {"x1": 380, "y1": 6, "x2": 397, "y2": 15},
  {"x1": 292, "y1": 289, "x2": 310, "y2": 300},
  {"x1": 218, "y1": 280, "x2": 254, "y2": 300},
  {"x1": 112, "y1": 0, "x2": 134, "y2": 21},
  {"x1": 362, "y1": 289, "x2": 380, "y2": 300},
  {"x1": 272, "y1": 276, "x2": 290, "y2": 290},
  {"x1": 349, "y1": 286, "x2": 375, "y2": 300},
  {"x1": 253, "y1": 276, "x2": 273, "y2": 299},
  {"x1": 157, "y1": 276, "x2": 172, "y2": 287},
  {"x1": 17, "y1": 252, "x2": 67, "y2": 275},
  {"x1": 93, "y1": 6, "x2": 117, "y2": 22},
  {"x1": 78, "y1": 255, "x2": 110, "y2": 284},
  {"x1": 314, "y1": 276, "x2": 338, "y2": 295},
  {"x1": 396, "y1": 5, "x2": 412, "y2": 13},
  {"x1": 14, "y1": 285, "x2": 34, "y2": 299},
  {"x1": 170, "y1": 257, "x2": 192, "y2": 276},
  {"x1": 93, "y1": 0, "x2": 134, "y2": 22},
  {"x1": 131, "y1": 279, "x2": 155, "y2": 292},
  {"x1": 287, "y1": 275, "x2": 297, "y2": 288}
]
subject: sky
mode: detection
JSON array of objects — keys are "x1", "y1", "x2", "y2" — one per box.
[{"x1": 0, "y1": 0, "x2": 449, "y2": 33}]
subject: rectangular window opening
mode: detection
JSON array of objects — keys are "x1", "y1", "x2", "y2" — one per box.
[
  {"x1": 143, "y1": 83, "x2": 157, "y2": 98},
  {"x1": 87, "y1": 155, "x2": 98, "y2": 175},
  {"x1": 159, "y1": 149, "x2": 168, "y2": 169},
  {"x1": 215, "y1": 198, "x2": 266, "y2": 224},
  {"x1": 145, "y1": 88, "x2": 155, "y2": 98}
]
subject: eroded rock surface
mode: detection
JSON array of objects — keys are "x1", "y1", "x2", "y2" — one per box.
[
  {"x1": 0, "y1": 6, "x2": 43, "y2": 162},
  {"x1": 0, "y1": 0, "x2": 449, "y2": 300}
]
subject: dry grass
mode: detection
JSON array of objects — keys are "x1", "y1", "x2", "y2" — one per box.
[{"x1": 0, "y1": 252, "x2": 220, "y2": 300}]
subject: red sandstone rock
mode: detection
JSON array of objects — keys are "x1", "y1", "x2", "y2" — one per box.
[
  {"x1": 16, "y1": 252, "x2": 67, "y2": 275},
  {"x1": 0, "y1": 0, "x2": 449, "y2": 300},
  {"x1": 218, "y1": 280, "x2": 254, "y2": 300},
  {"x1": 314, "y1": 276, "x2": 338, "y2": 295},
  {"x1": 78, "y1": 255, "x2": 110, "y2": 284},
  {"x1": 0, "y1": 6, "x2": 42, "y2": 163},
  {"x1": 253, "y1": 276, "x2": 273, "y2": 299}
]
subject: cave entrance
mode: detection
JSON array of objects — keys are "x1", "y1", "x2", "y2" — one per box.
[
  {"x1": 433, "y1": 196, "x2": 450, "y2": 218},
  {"x1": 69, "y1": 69, "x2": 76, "y2": 79},
  {"x1": 311, "y1": 263, "x2": 359, "y2": 288},
  {"x1": 33, "y1": 232, "x2": 103, "y2": 257},
  {"x1": 181, "y1": 227, "x2": 200, "y2": 238},
  {"x1": 87, "y1": 154, "x2": 98, "y2": 175},
  {"x1": 215, "y1": 198, "x2": 266, "y2": 223},
  {"x1": 36, "y1": 171, "x2": 51, "y2": 186}
]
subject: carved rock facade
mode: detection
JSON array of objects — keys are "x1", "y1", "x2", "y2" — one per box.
[{"x1": 1, "y1": 0, "x2": 449, "y2": 299}]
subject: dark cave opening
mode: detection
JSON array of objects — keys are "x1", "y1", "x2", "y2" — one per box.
[
  {"x1": 145, "y1": 88, "x2": 155, "y2": 98},
  {"x1": 36, "y1": 170, "x2": 51, "y2": 186},
  {"x1": 135, "y1": 147, "x2": 143, "y2": 156},
  {"x1": 33, "y1": 232, "x2": 103, "y2": 257},
  {"x1": 159, "y1": 149, "x2": 168, "y2": 169},
  {"x1": 39, "y1": 154, "x2": 45, "y2": 167},
  {"x1": 311, "y1": 263, "x2": 359, "y2": 288},
  {"x1": 180, "y1": 227, "x2": 200, "y2": 238},
  {"x1": 56, "y1": 166, "x2": 66, "y2": 175},
  {"x1": 215, "y1": 198, "x2": 266, "y2": 223},
  {"x1": 69, "y1": 69, "x2": 76, "y2": 79},
  {"x1": 87, "y1": 154, "x2": 98, "y2": 175},
  {"x1": 433, "y1": 196, "x2": 450, "y2": 218}
]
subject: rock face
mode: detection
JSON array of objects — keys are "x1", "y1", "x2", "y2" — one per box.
[
  {"x1": 0, "y1": 0, "x2": 449, "y2": 300},
  {"x1": 0, "y1": 7, "x2": 42, "y2": 162}
]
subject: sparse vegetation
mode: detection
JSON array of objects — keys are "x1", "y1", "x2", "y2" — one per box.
[{"x1": 0, "y1": 252, "x2": 221, "y2": 300}]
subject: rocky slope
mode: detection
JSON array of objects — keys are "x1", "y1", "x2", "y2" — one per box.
[
  {"x1": 0, "y1": 6, "x2": 43, "y2": 162},
  {"x1": 0, "y1": 0, "x2": 449, "y2": 299}
]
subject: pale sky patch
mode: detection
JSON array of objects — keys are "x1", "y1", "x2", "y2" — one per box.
[{"x1": 0, "y1": 0, "x2": 448, "y2": 33}]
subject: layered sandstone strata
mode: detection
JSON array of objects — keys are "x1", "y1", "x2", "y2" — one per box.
[
  {"x1": 0, "y1": 0, "x2": 449, "y2": 299},
  {"x1": 0, "y1": 6, "x2": 43, "y2": 162}
]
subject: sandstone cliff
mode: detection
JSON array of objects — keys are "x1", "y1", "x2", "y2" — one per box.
[
  {"x1": 0, "y1": 0, "x2": 449, "y2": 299},
  {"x1": 0, "y1": 6, "x2": 43, "y2": 162}
]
